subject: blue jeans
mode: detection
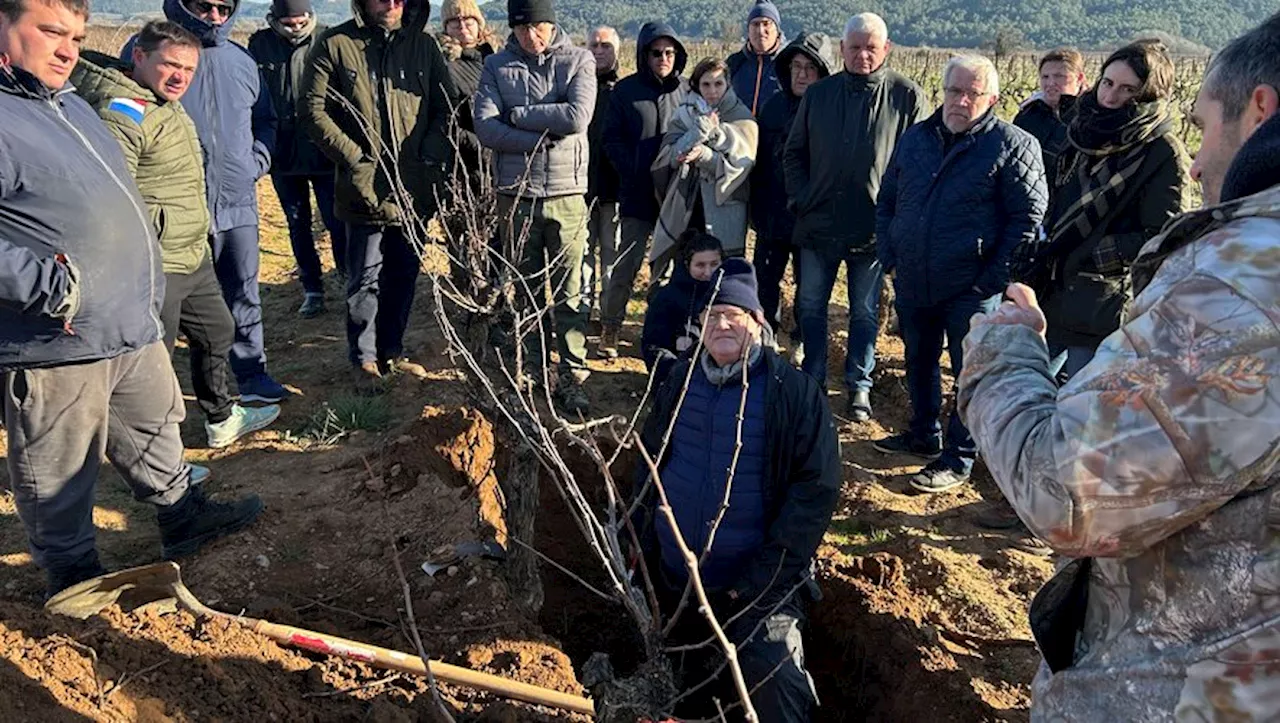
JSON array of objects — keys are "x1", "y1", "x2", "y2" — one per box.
[
  {"x1": 209, "y1": 225, "x2": 266, "y2": 382},
  {"x1": 897, "y1": 290, "x2": 1000, "y2": 472},
  {"x1": 796, "y1": 249, "x2": 883, "y2": 392},
  {"x1": 345, "y1": 224, "x2": 420, "y2": 366},
  {"x1": 271, "y1": 174, "x2": 346, "y2": 294}
]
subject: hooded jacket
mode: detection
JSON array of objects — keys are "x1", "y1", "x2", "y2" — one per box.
[
  {"x1": 876, "y1": 109, "x2": 1048, "y2": 307},
  {"x1": 473, "y1": 27, "x2": 596, "y2": 198},
  {"x1": 249, "y1": 16, "x2": 334, "y2": 177},
  {"x1": 70, "y1": 52, "x2": 210, "y2": 276},
  {"x1": 957, "y1": 119, "x2": 1280, "y2": 722},
  {"x1": 783, "y1": 65, "x2": 928, "y2": 257},
  {"x1": 640, "y1": 261, "x2": 713, "y2": 385},
  {"x1": 602, "y1": 22, "x2": 688, "y2": 222},
  {"x1": 298, "y1": 0, "x2": 453, "y2": 226},
  {"x1": 435, "y1": 29, "x2": 498, "y2": 171},
  {"x1": 726, "y1": 33, "x2": 786, "y2": 117},
  {"x1": 0, "y1": 65, "x2": 164, "y2": 371},
  {"x1": 124, "y1": 0, "x2": 277, "y2": 234},
  {"x1": 749, "y1": 32, "x2": 837, "y2": 243}
]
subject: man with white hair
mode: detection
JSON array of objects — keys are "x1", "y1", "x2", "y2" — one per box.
[
  {"x1": 783, "y1": 12, "x2": 928, "y2": 422},
  {"x1": 873, "y1": 54, "x2": 1047, "y2": 493},
  {"x1": 585, "y1": 24, "x2": 621, "y2": 317}
]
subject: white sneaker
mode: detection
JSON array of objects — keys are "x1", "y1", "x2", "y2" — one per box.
[{"x1": 206, "y1": 404, "x2": 281, "y2": 449}]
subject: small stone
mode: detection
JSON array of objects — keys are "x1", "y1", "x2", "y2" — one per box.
[
  {"x1": 447, "y1": 566, "x2": 459, "y2": 577},
  {"x1": 254, "y1": 555, "x2": 270, "y2": 569},
  {"x1": 465, "y1": 576, "x2": 478, "y2": 588},
  {"x1": 390, "y1": 464, "x2": 402, "y2": 477},
  {"x1": 364, "y1": 476, "x2": 385, "y2": 492},
  {"x1": 365, "y1": 596, "x2": 375, "y2": 603}
]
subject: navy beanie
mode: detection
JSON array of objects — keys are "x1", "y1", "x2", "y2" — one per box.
[
  {"x1": 508, "y1": 0, "x2": 555, "y2": 26},
  {"x1": 711, "y1": 258, "x2": 764, "y2": 315},
  {"x1": 747, "y1": 0, "x2": 781, "y2": 28}
]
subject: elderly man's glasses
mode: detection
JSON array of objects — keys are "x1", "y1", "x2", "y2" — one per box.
[
  {"x1": 706, "y1": 308, "x2": 750, "y2": 326},
  {"x1": 192, "y1": 0, "x2": 233, "y2": 16},
  {"x1": 649, "y1": 48, "x2": 677, "y2": 59},
  {"x1": 944, "y1": 86, "x2": 991, "y2": 102}
]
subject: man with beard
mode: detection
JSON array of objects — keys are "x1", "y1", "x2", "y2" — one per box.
[{"x1": 299, "y1": 0, "x2": 453, "y2": 394}]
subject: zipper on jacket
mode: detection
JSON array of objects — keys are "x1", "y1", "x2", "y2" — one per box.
[{"x1": 50, "y1": 95, "x2": 165, "y2": 337}]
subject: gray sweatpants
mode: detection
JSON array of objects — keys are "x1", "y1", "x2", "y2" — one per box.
[{"x1": 4, "y1": 342, "x2": 191, "y2": 570}]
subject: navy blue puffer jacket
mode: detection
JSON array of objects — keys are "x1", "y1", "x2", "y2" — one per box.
[{"x1": 876, "y1": 109, "x2": 1047, "y2": 307}]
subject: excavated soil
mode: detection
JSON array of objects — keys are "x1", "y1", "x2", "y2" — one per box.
[{"x1": 0, "y1": 176, "x2": 1053, "y2": 721}]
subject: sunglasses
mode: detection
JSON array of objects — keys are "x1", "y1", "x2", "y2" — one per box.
[
  {"x1": 649, "y1": 49, "x2": 677, "y2": 59},
  {"x1": 192, "y1": 0, "x2": 233, "y2": 16}
]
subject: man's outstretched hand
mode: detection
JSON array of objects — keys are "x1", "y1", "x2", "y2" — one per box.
[{"x1": 971, "y1": 283, "x2": 1047, "y2": 337}]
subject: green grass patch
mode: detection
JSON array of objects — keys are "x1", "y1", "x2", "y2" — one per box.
[{"x1": 286, "y1": 394, "x2": 393, "y2": 447}]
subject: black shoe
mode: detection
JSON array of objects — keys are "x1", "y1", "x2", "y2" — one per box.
[
  {"x1": 910, "y1": 460, "x2": 971, "y2": 494},
  {"x1": 872, "y1": 433, "x2": 942, "y2": 461},
  {"x1": 45, "y1": 550, "x2": 107, "y2": 601},
  {"x1": 848, "y1": 389, "x2": 873, "y2": 422},
  {"x1": 158, "y1": 485, "x2": 264, "y2": 560}
]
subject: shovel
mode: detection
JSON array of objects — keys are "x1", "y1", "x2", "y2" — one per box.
[{"x1": 45, "y1": 561, "x2": 595, "y2": 716}]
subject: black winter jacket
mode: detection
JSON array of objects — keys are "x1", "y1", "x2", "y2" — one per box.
[
  {"x1": 634, "y1": 347, "x2": 841, "y2": 605},
  {"x1": 876, "y1": 109, "x2": 1048, "y2": 307},
  {"x1": 602, "y1": 22, "x2": 687, "y2": 222},
  {"x1": 587, "y1": 67, "x2": 619, "y2": 204},
  {"x1": 1013, "y1": 94, "x2": 1077, "y2": 184},
  {"x1": 1041, "y1": 132, "x2": 1189, "y2": 347},
  {"x1": 750, "y1": 32, "x2": 838, "y2": 243},
  {"x1": 783, "y1": 66, "x2": 928, "y2": 257},
  {"x1": 639, "y1": 264, "x2": 712, "y2": 385},
  {"x1": 435, "y1": 32, "x2": 497, "y2": 172},
  {"x1": 248, "y1": 24, "x2": 333, "y2": 177}
]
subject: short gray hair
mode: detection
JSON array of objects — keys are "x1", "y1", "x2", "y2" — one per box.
[
  {"x1": 843, "y1": 12, "x2": 888, "y2": 42},
  {"x1": 591, "y1": 25, "x2": 620, "y2": 47},
  {"x1": 943, "y1": 54, "x2": 1001, "y2": 97},
  {"x1": 1204, "y1": 11, "x2": 1280, "y2": 120}
]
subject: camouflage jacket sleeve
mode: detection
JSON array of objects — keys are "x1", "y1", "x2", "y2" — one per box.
[{"x1": 958, "y1": 271, "x2": 1280, "y2": 559}]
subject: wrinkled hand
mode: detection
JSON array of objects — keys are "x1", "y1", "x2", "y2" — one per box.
[
  {"x1": 970, "y1": 283, "x2": 1047, "y2": 338},
  {"x1": 677, "y1": 144, "x2": 711, "y2": 165}
]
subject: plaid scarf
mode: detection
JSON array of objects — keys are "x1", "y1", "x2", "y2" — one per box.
[{"x1": 1047, "y1": 93, "x2": 1172, "y2": 272}]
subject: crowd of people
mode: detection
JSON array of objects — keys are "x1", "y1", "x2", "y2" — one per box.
[{"x1": 1, "y1": 0, "x2": 1278, "y2": 717}]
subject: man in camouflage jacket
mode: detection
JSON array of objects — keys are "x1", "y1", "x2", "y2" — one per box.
[{"x1": 957, "y1": 14, "x2": 1280, "y2": 720}]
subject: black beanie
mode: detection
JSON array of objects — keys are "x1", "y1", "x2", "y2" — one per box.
[
  {"x1": 508, "y1": 0, "x2": 554, "y2": 26},
  {"x1": 272, "y1": 0, "x2": 311, "y2": 17},
  {"x1": 711, "y1": 258, "x2": 763, "y2": 315}
]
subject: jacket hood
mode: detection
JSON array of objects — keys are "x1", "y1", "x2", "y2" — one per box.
[
  {"x1": 774, "y1": 32, "x2": 837, "y2": 98},
  {"x1": 164, "y1": 0, "x2": 239, "y2": 46},
  {"x1": 351, "y1": 0, "x2": 430, "y2": 32},
  {"x1": 636, "y1": 21, "x2": 687, "y2": 87},
  {"x1": 1221, "y1": 112, "x2": 1280, "y2": 203},
  {"x1": 71, "y1": 51, "x2": 156, "y2": 105},
  {"x1": 502, "y1": 23, "x2": 573, "y2": 61}
]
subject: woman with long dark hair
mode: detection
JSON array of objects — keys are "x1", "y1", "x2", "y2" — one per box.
[{"x1": 1038, "y1": 39, "x2": 1192, "y2": 379}]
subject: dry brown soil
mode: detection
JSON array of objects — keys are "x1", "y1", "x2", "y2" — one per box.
[{"x1": 1, "y1": 170, "x2": 1053, "y2": 720}]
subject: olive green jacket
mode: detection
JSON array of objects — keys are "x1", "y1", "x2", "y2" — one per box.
[
  {"x1": 70, "y1": 51, "x2": 210, "y2": 275},
  {"x1": 298, "y1": 0, "x2": 454, "y2": 227}
]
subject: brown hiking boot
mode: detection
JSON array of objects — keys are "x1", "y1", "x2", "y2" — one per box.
[
  {"x1": 354, "y1": 362, "x2": 386, "y2": 396},
  {"x1": 598, "y1": 324, "x2": 620, "y2": 359},
  {"x1": 381, "y1": 357, "x2": 429, "y2": 380}
]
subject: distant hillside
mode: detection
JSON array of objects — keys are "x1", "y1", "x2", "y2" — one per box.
[
  {"x1": 490, "y1": 0, "x2": 1267, "y2": 50},
  {"x1": 88, "y1": 0, "x2": 1269, "y2": 50}
]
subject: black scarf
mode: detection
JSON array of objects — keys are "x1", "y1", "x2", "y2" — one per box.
[{"x1": 1048, "y1": 92, "x2": 1172, "y2": 258}]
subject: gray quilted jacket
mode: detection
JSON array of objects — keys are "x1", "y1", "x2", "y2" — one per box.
[{"x1": 473, "y1": 28, "x2": 596, "y2": 198}]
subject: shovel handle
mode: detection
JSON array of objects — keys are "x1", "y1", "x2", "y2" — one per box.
[{"x1": 234, "y1": 616, "x2": 595, "y2": 716}]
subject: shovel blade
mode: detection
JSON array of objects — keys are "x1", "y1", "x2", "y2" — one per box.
[{"x1": 44, "y1": 561, "x2": 185, "y2": 620}]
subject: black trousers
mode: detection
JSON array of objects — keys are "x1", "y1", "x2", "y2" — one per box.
[
  {"x1": 660, "y1": 570, "x2": 818, "y2": 722},
  {"x1": 160, "y1": 256, "x2": 236, "y2": 424}
]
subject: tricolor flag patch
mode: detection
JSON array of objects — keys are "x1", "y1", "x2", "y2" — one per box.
[{"x1": 107, "y1": 97, "x2": 147, "y2": 124}]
